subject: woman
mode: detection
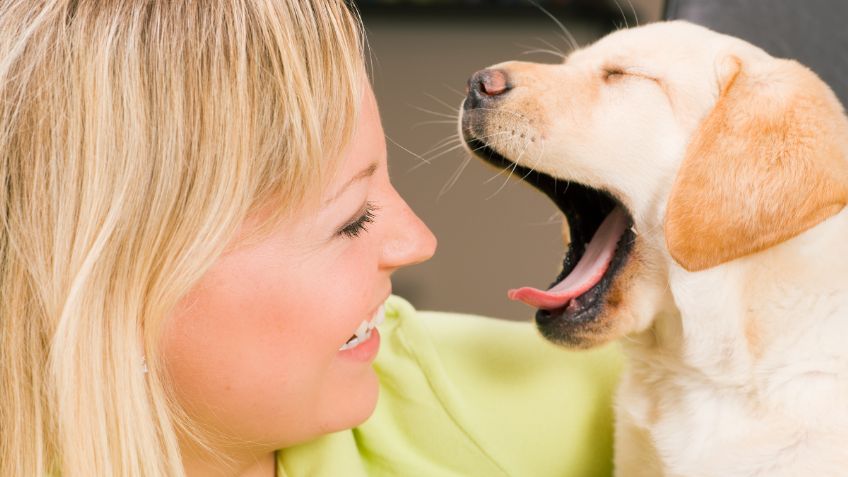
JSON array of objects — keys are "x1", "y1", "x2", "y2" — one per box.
[{"x1": 0, "y1": 1, "x2": 620, "y2": 476}]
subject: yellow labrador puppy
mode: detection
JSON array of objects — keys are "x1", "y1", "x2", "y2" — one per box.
[{"x1": 460, "y1": 21, "x2": 848, "y2": 476}]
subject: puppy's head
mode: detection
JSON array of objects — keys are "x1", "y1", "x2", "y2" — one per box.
[{"x1": 461, "y1": 21, "x2": 848, "y2": 348}]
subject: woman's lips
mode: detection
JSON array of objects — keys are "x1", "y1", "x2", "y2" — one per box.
[{"x1": 338, "y1": 327, "x2": 380, "y2": 362}]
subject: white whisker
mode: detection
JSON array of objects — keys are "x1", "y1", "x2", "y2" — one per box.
[
  {"x1": 431, "y1": 128, "x2": 511, "y2": 174},
  {"x1": 433, "y1": 134, "x2": 513, "y2": 195},
  {"x1": 421, "y1": 141, "x2": 470, "y2": 163},
  {"x1": 443, "y1": 83, "x2": 467, "y2": 99},
  {"x1": 406, "y1": 138, "x2": 463, "y2": 172},
  {"x1": 387, "y1": 135, "x2": 432, "y2": 167},
  {"x1": 519, "y1": 140, "x2": 547, "y2": 183},
  {"x1": 519, "y1": 47, "x2": 567, "y2": 61},
  {"x1": 537, "y1": 36, "x2": 570, "y2": 56},
  {"x1": 612, "y1": 0, "x2": 630, "y2": 29},
  {"x1": 411, "y1": 119, "x2": 460, "y2": 129},
  {"x1": 482, "y1": 138, "x2": 533, "y2": 185},
  {"x1": 624, "y1": 0, "x2": 640, "y2": 26},
  {"x1": 424, "y1": 93, "x2": 462, "y2": 115},
  {"x1": 422, "y1": 136, "x2": 462, "y2": 155},
  {"x1": 438, "y1": 154, "x2": 473, "y2": 198},
  {"x1": 527, "y1": 0, "x2": 579, "y2": 51},
  {"x1": 485, "y1": 138, "x2": 531, "y2": 200},
  {"x1": 483, "y1": 165, "x2": 511, "y2": 185},
  {"x1": 411, "y1": 105, "x2": 457, "y2": 119}
]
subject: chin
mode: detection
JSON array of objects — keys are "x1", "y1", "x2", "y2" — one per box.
[{"x1": 321, "y1": 368, "x2": 380, "y2": 433}]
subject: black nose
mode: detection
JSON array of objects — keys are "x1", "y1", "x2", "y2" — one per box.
[{"x1": 465, "y1": 69, "x2": 511, "y2": 109}]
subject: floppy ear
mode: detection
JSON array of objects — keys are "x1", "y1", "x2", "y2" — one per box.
[{"x1": 664, "y1": 55, "x2": 848, "y2": 272}]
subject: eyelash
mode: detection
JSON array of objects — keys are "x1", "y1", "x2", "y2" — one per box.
[{"x1": 338, "y1": 202, "x2": 379, "y2": 239}]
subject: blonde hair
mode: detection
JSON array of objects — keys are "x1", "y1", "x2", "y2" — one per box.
[{"x1": 0, "y1": 1, "x2": 365, "y2": 475}]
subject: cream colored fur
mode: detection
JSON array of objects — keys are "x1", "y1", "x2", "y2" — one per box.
[{"x1": 467, "y1": 21, "x2": 848, "y2": 476}]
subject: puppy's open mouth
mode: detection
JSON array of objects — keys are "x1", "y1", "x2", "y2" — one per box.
[{"x1": 465, "y1": 138, "x2": 635, "y2": 326}]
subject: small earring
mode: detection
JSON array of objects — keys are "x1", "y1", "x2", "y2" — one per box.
[{"x1": 141, "y1": 356, "x2": 148, "y2": 374}]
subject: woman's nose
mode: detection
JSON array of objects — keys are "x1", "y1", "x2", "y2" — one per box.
[{"x1": 380, "y1": 192, "x2": 437, "y2": 270}]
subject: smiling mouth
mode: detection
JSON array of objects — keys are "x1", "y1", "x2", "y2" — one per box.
[
  {"x1": 463, "y1": 137, "x2": 635, "y2": 328},
  {"x1": 339, "y1": 305, "x2": 386, "y2": 351}
]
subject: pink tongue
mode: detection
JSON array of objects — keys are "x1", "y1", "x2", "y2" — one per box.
[{"x1": 508, "y1": 207, "x2": 629, "y2": 310}]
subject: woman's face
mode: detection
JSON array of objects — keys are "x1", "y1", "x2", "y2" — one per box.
[{"x1": 160, "y1": 84, "x2": 437, "y2": 450}]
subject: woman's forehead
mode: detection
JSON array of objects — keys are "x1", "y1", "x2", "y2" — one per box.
[{"x1": 323, "y1": 83, "x2": 385, "y2": 198}]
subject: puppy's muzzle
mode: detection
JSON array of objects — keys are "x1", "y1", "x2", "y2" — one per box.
[
  {"x1": 465, "y1": 69, "x2": 511, "y2": 109},
  {"x1": 460, "y1": 65, "x2": 638, "y2": 349}
]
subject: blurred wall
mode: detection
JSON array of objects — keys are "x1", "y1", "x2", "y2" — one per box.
[{"x1": 362, "y1": 4, "x2": 662, "y2": 319}]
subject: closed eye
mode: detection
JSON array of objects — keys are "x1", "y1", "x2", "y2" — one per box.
[
  {"x1": 602, "y1": 66, "x2": 660, "y2": 85},
  {"x1": 338, "y1": 202, "x2": 379, "y2": 239},
  {"x1": 602, "y1": 67, "x2": 626, "y2": 81},
  {"x1": 602, "y1": 67, "x2": 625, "y2": 81}
]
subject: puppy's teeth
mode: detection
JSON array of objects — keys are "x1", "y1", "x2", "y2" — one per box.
[
  {"x1": 630, "y1": 225, "x2": 638, "y2": 236},
  {"x1": 375, "y1": 305, "x2": 385, "y2": 326}
]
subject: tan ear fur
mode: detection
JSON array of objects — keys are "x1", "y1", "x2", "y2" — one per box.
[{"x1": 664, "y1": 56, "x2": 848, "y2": 272}]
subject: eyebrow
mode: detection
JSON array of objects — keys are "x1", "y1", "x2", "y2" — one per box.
[{"x1": 325, "y1": 161, "x2": 379, "y2": 204}]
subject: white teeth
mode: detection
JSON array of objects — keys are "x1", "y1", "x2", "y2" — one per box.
[
  {"x1": 355, "y1": 320, "x2": 370, "y2": 340},
  {"x1": 340, "y1": 328, "x2": 371, "y2": 351},
  {"x1": 339, "y1": 334, "x2": 362, "y2": 351},
  {"x1": 339, "y1": 304, "x2": 386, "y2": 351},
  {"x1": 374, "y1": 305, "x2": 385, "y2": 326}
]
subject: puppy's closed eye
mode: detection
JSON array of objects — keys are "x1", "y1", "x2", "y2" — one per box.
[
  {"x1": 602, "y1": 66, "x2": 627, "y2": 81},
  {"x1": 602, "y1": 66, "x2": 658, "y2": 84}
]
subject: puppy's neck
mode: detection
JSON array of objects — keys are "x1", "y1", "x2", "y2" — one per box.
[{"x1": 634, "y1": 206, "x2": 848, "y2": 388}]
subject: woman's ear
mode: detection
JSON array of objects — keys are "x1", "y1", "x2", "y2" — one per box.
[{"x1": 663, "y1": 55, "x2": 848, "y2": 272}]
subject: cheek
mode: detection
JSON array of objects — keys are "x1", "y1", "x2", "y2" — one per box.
[
  {"x1": 159, "y1": 246, "x2": 382, "y2": 446},
  {"x1": 560, "y1": 87, "x2": 680, "y2": 181}
]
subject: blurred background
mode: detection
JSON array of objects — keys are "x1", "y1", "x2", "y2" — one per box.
[{"x1": 355, "y1": 0, "x2": 664, "y2": 319}]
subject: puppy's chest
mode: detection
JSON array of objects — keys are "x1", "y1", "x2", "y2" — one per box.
[{"x1": 620, "y1": 351, "x2": 848, "y2": 474}]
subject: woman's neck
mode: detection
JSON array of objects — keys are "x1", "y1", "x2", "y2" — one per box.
[{"x1": 181, "y1": 443, "x2": 276, "y2": 477}]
